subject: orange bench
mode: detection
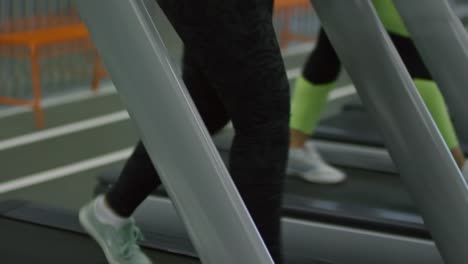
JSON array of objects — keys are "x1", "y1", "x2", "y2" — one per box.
[
  {"x1": 274, "y1": 0, "x2": 316, "y2": 48},
  {"x1": 0, "y1": 16, "x2": 106, "y2": 129}
]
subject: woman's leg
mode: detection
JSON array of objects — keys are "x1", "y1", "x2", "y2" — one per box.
[
  {"x1": 106, "y1": 51, "x2": 230, "y2": 217},
  {"x1": 159, "y1": 1, "x2": 290, "y2": 261},
  {"x1": 288, "y1": 28, "x2": 346, "y2": 184},
  {"x1": 390, "y1": 32, "x2": 465, "y2": 168},
  {"x1": 79, "y1": 47, "x2": 230, "y2": 264},
  {"x1": 290, "y1": 29, "x2": 341, "y2": 147}
]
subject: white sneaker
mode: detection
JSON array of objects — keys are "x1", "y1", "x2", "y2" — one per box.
[
  {"x1": 287, "y1": 142, "x2": 346, "y2": 184},
  {"x1": 79, "y1": 197, "x2": 152, "y2": 264}
]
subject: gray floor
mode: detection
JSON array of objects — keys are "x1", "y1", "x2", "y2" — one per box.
[
  {"x1": 0, "y1": 2, "x2": 355, "y2": 210},
  {"x1": 0, "y1": 54, "x2": 353, "y2": 213},
  {"x1": 0, "y1": 12, "x2": 356, "y2": 211}
]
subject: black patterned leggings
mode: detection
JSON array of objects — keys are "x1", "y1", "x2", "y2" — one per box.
[{"x1": 107, "y1": 1, "x2": 290, "y2": 262}]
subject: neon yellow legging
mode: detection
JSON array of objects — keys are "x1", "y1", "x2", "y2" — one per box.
[
  {"x1": 372, "y1": 0, "x2": 410, "y2": 37},
  {"x1": 290, "y1": 0, "x2": 460, "y2": 149}
]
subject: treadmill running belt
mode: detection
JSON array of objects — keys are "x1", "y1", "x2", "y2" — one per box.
[
  {"x1": 96, "y1": 165, "x2": 427, "y2": 239},
  {"x1": 94, "y1": 168, "x2": 438, "y2": 264},
  {"x1": 287, "y1": 167, "x2": 417, "y2": 214},
  {"x1": 95, "y1": 126, "x2": 426, "y2": 240},
  {"x1": 0, "y1": 200, "x2": 200, "y2": 264},
  {"x1": 284, "y1": 171, "x2": 427, "y2": 239},
  {"x1": 0, "y1": 218, "x2": 199, "y2": 264},
  {"x1": 314, "y1": 104, "x2": 383, "y2": 147},
  {"x1": 314, "y1": 104, "x2": 468, "y2": 154},
  {"x1": 0, "y1": 201, "x2": 343, "y2": 264},
  {"x1": 96, "y1": 165, "x2": 418, "y2": 215}
]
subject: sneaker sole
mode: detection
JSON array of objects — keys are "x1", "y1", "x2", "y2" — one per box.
[
  {"x1": 287, "y1": 168, "x2": 346, "y2": 184},
  {"x1": 79, "y1": 207, "x2": 120, "y2": 264}
]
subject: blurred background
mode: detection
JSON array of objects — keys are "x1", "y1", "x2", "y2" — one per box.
[
  {"x1": 0, "y1": 0, "x2": 323, "y2": 209},
  {"x1": 0, "y1": 0, "x2": 468, "y2": 215}
]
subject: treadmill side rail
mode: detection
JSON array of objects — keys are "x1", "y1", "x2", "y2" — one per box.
[
  {"x1": 311, "y1": 1, "x2": 468, "y2": 263},
  {"x1": 75, "y1": 1, "x2": 273, "y2": 264}
]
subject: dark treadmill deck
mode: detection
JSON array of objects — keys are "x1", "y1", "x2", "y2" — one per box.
[
  {"x1": 96, "y1": 165, "x2": 428, "y2": 240},
  {"x1": 287, "y1": 167, "x2": 416, "y2": 214},
  {"x1": 94, "y1": 128, "x2": 428, "y2": 240},
  {"x1": 0, "y1": 201, "x2": 200, "y2": 264},
  {"x1": 0, "y1": 200, "x2": 339, "y2": 264},
  {"x1": 315, "y1": 103, "x2": 468, "y2": 154},
  {"x1": 283, "y1": 168, "x2": 427, "y2": 239},
  {"x1": 315, "y1": 104, "x2": 383, "y2": 147}
]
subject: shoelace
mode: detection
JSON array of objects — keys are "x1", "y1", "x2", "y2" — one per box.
[{"x1": 119, "y1": 223, "x2": 145, "y2": 259}]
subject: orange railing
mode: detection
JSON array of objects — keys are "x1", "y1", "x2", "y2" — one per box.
[
  {"x1": 274, "y1": 0, "x2": 317, "y2": 48},
  {"x1": 0, "y1": 5, "x2": 106, "y2": 129},
  {"x1": 0, "y1": 1, "x2": 315, "y2": 128}
]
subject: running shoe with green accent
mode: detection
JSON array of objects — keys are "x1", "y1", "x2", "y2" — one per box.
[{"x1": 79, "y1": 198, "x2": 152, "y2": 264}]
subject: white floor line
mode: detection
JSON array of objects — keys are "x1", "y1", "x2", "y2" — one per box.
[
  {"x1": 0, "y1": 66, "x2": 300, "y2": 151},
  {"x1": 0, "y1": 65, "x2": 304, "y2": 121},
  {"x1": 0, "y1": 82, "x2": 117, "y2": 119},
  {"x1": 0, "y1": 148, "x2": 133, "y2": 194},
  {"x1": 0, "y1": 63, "x2": 355, "y2": 153},
  {"x1": 0, "y1": 111, "x2": 129, "y2": 152},
  {"x1": 0, "y1": 81, "x2": 355, "y2": 152},
  {"x1": 0, "y1": 84, "x2": 356, "y2": 193},
  {"x1": 282, "y1": 43, "x2": 315, "y2": 57},
  {"x1": 286, "y1": 68, "x2": 302, "y2": 80},
  {"x1": 329, "y1": 85, "x2": 356, "y2": 101}
]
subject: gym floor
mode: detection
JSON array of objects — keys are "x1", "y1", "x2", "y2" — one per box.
[
  {"x1": 0, "y1": 5, "x2": 353, "y2": 213},
  {"x1": 0, "y1": 53, "x2": 353, "y2": 212}
]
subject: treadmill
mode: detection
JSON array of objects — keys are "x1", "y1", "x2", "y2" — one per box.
[
  {"x1": 3, "y1": 1, "x2": 468, "y2": 264},
  {"x1": 0, "y1": 200, "x2": 200, "y2": 264},
  {"x1": 93, "y1": 127, "x2": 443, "y2": 264},
  {"x1": 87, "y1": 1, "x2": 468, "y2": 263},
  {"x1": 311, "y1": 101, "x2": 468, "y2": 173},
  {"x1": 314, "y1": 102, "x2": 468, "y2": 156}
]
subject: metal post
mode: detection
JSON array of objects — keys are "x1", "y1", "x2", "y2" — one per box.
[
  {"x1": 311, "y1": 1, "x2": 468, "y2": 263},
  {"x1": 75, "y1": 1, "x2": 273, "y2": 263},
  {"x1": 393, "y1": 0, "x2": 468, "y2": 138}
]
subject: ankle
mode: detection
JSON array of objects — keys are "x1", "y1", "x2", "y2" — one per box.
[
  {"x1": 103, "y1": 196, "x2": 122, "y2": 217},
  {"x1": 95, "y1": 196, "x2": 130, "y2": 228},
  {"x1": 450, "y1": 147, "x2": 465, "y2": 169},
  {"x1": 290, "y1": 129, "x2": 309, "y2": 149}
]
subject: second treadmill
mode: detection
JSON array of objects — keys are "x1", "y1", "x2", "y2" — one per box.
[{"x1": 93, "y1": 127, "x2": 444, "y2": 264}]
